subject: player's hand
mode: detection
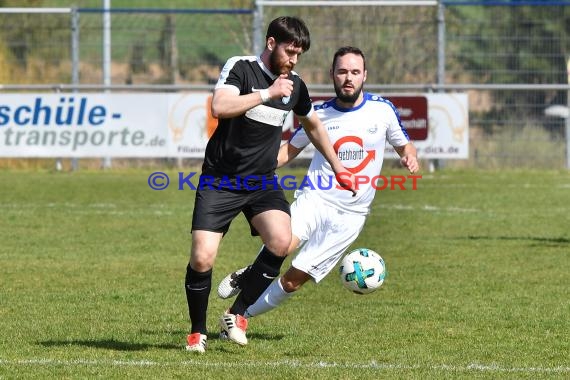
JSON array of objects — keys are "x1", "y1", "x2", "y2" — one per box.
[
  {"x1": 268, "y1": 74, "x2": 293, "y2": 99},
  {"x1": 400, "y1": 155, "x2": 419, "y2": 174},
  {"x1": 335, "y1": 171, "x2": 358, "y2": 197}
]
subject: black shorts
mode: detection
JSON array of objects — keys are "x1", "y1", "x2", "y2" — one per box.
[{"x1": 191, "y1": 187, "x2": 290, "y2": 236}]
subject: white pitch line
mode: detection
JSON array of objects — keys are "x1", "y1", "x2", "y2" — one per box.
[
  {"x1": 0, "y1": 359, "x2": 568, "y2": 374},
  {"x1": 375, "y1": 203, "x2": 480, "y2": 213}
]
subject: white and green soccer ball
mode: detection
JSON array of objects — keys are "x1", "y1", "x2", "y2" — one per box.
[{"x1": 339, "y1": 248, "x2": 386, "y2": 294}]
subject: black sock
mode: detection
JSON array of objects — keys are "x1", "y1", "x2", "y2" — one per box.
[
  {"x1": 230, "y1": 246, "x2": 286, "y2": 315},
  {"x1": 184, "y1": 264, "x2": 212, "y2": 334}
]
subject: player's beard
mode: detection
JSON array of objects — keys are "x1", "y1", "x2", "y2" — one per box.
[
  {"x1": 334, "y1": 81, "x2": 363, "y2": 104},
  {"x1": 269, "y1": 50, "x2": 292, "y2": 75}
]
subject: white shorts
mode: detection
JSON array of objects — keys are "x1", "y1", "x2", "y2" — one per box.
[{"x1": 290, "y1": 191, "x2": 366, "y2": 283}]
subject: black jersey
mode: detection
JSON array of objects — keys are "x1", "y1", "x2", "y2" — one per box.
[{"x1": 203, "y1": 56, "x2": 313, "y2": 180}]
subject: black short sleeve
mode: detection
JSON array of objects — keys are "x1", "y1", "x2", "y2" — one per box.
[{"x1": 293, "y1": 80, "x2": 313, "y2": 117}]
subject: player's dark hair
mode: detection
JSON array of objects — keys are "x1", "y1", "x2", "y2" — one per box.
[
  {"x1": 266, "y1": 16, "x2": 311, "y2": 52},
  {"x1": 332, "y1": 46, "x2": 366, "y2": 71}
]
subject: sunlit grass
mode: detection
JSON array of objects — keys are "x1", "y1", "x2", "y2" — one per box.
[{"x1": 0, "y1": 168, "x2": 568, "y2": 379}]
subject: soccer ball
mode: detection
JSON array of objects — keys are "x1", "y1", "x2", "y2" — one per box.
[{"x1": 339, "y1": 248, "x2": 386, "y2": 294}]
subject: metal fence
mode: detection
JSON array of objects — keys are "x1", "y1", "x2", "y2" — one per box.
[{"x1": 0, "y1": 1, "x2": 569, "y2": 169}]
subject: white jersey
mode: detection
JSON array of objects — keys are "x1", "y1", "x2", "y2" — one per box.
[{"x1": 289, "y1": 92, "x2": 410, "y2": 215}]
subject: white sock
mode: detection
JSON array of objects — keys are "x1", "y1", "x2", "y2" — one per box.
[{"x1": 244, "y1": 278, "x2": 293, "y2": 318}]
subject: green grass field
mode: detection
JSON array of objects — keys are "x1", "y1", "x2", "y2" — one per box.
[{"x1": 0, "y1": 167, "x2": 568, "y2": 379}]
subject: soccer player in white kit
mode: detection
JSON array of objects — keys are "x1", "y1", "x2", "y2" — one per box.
[{"x1": 218, "y1": 46, "x2": 419, "y2": 324}]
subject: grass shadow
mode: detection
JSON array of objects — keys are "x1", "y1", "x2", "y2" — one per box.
[
  {"x1": 139, "y1": 330, "x2": 285, "y2": 341},
  {"x1": 466, "y1": 235, "x2": 570, "y2": 246},
  {"x1": 139, "y1": 329, "x2": 186, "y2": 336},
  {"x1": 39, "y1": 339, "x2": 180, "y2": 351},
  {"x1": 39, "y1": 330, "x2": 285, "y2": 352},
  {"x1": 242, "y1": 332, "x2": 285, "y2": 341}
]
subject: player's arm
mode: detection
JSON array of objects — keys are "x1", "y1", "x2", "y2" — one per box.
[
  {"x1": 277, "y1": 142, "x2": 303, "y2": 168},
  {"x1": 298, "y1": 112, "x2": 357, "y2": 195},
  {"x1": 211, "y1": 88, "x2": 265, "y2": 119},
  {"x1": 211, "y1": 74, "x2": 293, "y2": 119},
  {"x1": 394, "y1": 143, "x2": 419, "y2": 174}
]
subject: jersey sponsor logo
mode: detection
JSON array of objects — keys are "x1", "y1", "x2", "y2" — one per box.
[
  {"x1": 245, "y1": 104, "x2": 289, "y2": 127},
  {"x1": 333, "y1": 135, "x2": 376, "y2": 174},
  {"x1": 251, "y1": 87, "x2": 264, "y2": 92},
  {"x1": 338, "y1": 149, "x2": 366, "y2": 161}
]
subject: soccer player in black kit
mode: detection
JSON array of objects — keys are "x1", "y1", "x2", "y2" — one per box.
[{"x1": 184, "y1": 16, "x2": 356, "y2": 352}]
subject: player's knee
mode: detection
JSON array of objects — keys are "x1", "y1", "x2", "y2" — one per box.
[
  {"x1": 265, "y1": 237, "x2": 292, "y2": 257},
  {"x1": 189, "y1": 251, "x2": 216, "y2": 272}
]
